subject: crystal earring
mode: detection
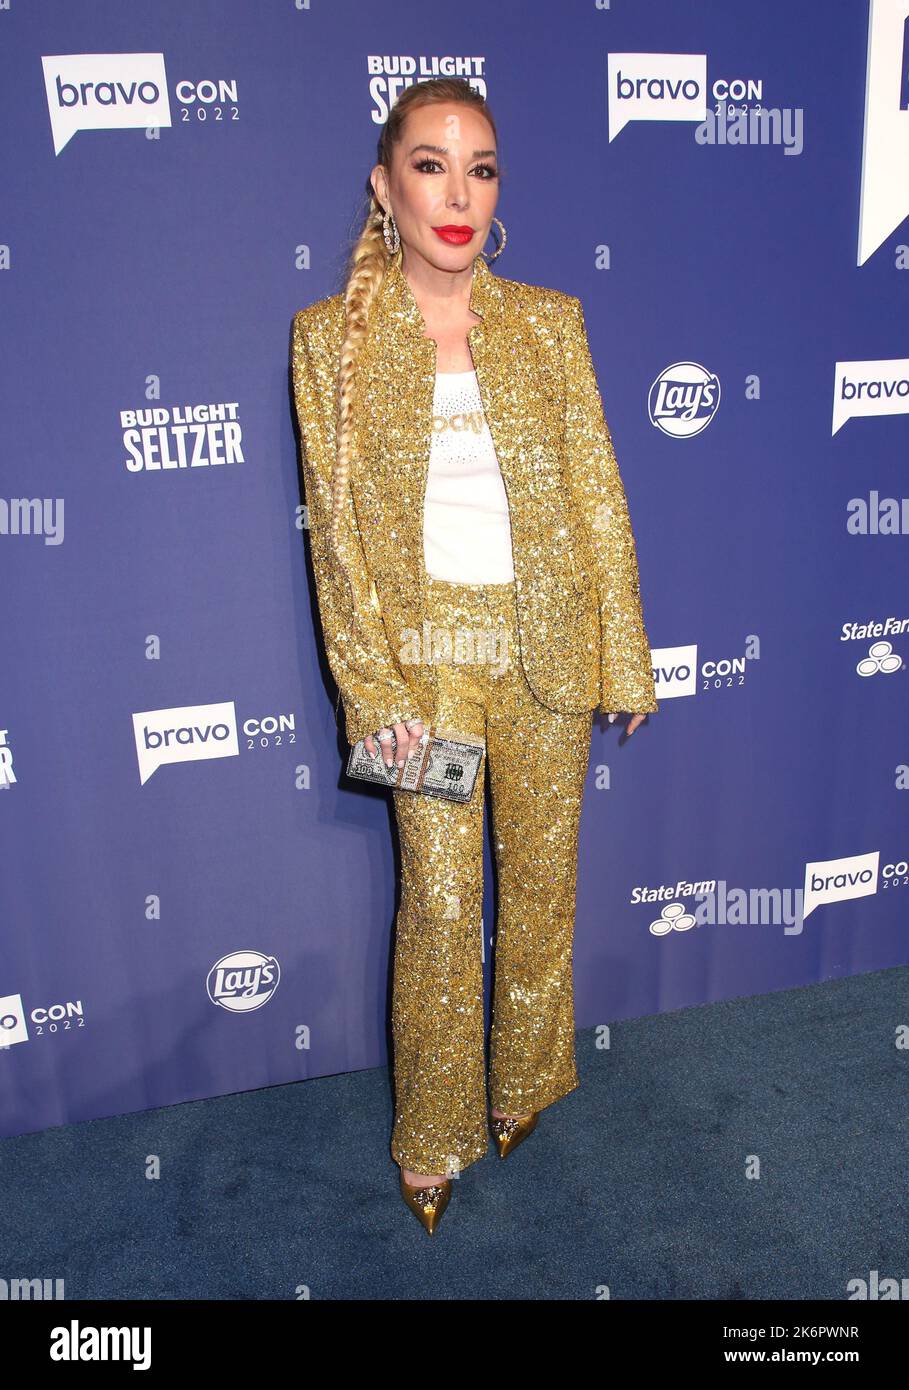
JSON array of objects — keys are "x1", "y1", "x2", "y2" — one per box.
[
  {"x1": 482, "y1": 216, "x2": 507, "y2": 262},
  {"x1": 383, "y1": 209, "x2": 400, "y2": 254}
]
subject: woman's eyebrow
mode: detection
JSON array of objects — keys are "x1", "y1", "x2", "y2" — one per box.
[{"x1": 406, "y1": 143, "x2": 497, "y2": 158}]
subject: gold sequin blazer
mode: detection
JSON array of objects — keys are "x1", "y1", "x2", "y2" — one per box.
[{"x1": 292, "y1": 248, "x2": 659, "y2": 747}]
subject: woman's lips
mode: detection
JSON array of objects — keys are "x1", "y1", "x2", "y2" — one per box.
[{"x1": 432, "y1": 226, "x2": 475, "y2": 245}]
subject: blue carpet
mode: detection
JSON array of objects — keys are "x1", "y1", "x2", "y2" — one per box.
[{"x1": 2, "y1": 966, "x2": 906, "y2": 1299}]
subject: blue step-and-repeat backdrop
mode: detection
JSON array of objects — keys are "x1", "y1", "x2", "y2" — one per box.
[{"x1": 1, "y1": 1, "x2": 907, "y2": 1140}]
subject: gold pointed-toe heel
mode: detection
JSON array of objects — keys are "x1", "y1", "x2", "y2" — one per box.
[
  {"x1": 399, "y1": 1171, "x2": 452, "y2": 1235},
  {"x1": 490, "y1": 1110, "x2": 539, "y2": 1159}
]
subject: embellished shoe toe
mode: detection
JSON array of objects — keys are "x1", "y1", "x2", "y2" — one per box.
[
  {"x1": 490, "y1": 1110, "x2": 539, "y2": 1159},
  {"x1": 399, "y1": 1171, "x2": 452, "y2": 1234}
]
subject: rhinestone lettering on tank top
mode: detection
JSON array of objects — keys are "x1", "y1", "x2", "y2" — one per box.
[{"x1": 423, "y1": 369, "x2": 516, "y2": 583}]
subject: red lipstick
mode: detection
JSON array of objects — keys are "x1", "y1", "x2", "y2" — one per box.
[{"x1": 432, "y1": 225, "x2": 475, "y2": 245}]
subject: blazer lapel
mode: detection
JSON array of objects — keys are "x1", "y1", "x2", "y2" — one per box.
[{"x1": 351, "y1": 247, "x2": 545, "y2": 605}]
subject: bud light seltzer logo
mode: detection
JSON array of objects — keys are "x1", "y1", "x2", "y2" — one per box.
[
  {"x1": 42, "y1": 53, "x2": 171, "y2": 156},
  {"x1": 648, "y1": 363, "x2": 721, "y2": 437},
  {"x1": 206, "y1": 951, "x2": 280, "y2": 1013},
  {"x1": 0, "y1": 728, "x2": 15, "y2": 789}
]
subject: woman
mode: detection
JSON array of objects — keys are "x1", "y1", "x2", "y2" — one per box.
[{"x1": 292, "y1": 78, "x2": 658, "y2": 1234}]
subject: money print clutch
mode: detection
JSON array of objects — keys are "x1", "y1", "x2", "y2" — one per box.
[{"x1": 346, "y1": 726, "x2": 485, "y2": 803}]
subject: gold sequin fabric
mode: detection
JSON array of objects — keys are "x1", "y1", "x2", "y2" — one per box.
[
  {"x1": 291, "y1": 248, "x2": 658, "y2": 749},
  {"x1": 388, "y1": 577, "x2": 592, "y2": 1176}
]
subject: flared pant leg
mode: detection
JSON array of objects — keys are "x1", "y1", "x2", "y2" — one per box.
[
  {"x1": 483, "y1": 592, "x2": 593, "y2": 1115},
  {"x1": 388, "y1": 577, "x2": 592, "y2": 1176},
  {"x1": 388, "y1": 630, "x2": 490, "y2": 1177}
]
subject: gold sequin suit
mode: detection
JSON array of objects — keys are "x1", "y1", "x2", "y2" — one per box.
[{"x1": 292, "y1": 248, "x2": 658, "y2": 1175}]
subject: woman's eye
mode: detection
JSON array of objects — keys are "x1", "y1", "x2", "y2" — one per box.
[{"x1": 412, "y1": 158, "x2": 498, "y2": 177}]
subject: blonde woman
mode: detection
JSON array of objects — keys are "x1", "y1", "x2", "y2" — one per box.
[{"x1": 291, "y1": 78, "x2": 658, "y2": 1234}]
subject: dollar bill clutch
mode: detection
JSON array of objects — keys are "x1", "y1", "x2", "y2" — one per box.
[{"x1": 345, "y1": 726, "x2": 485, "y2": 803}]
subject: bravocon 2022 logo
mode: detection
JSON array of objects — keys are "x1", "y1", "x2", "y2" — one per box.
[{"x1": 41, "y1": 52, "x2": 241, "y2": 155}]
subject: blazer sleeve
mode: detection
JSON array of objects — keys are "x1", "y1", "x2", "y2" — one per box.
[
  {"x1": 559, "y1": 294, "x2": 659, "y2": 715},
  {"x1": 292, "y1": 307, "x2": 422, "y2": 745}
]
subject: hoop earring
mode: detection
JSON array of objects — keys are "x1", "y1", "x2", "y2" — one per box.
[
  {"x1": 482, "y1": 216, "x2": 507, "y2": 262},
  {"x1": 383, "y1": 209, "x2": 400, "y2": 254}
]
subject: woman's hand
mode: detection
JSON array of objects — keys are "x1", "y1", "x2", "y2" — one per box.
[
  {"x1": 605, "y1": 712, "x2": 649, "y2": 737},
  {"x1": 365, "y1": 720, "x2": 425, "y2": 768}
]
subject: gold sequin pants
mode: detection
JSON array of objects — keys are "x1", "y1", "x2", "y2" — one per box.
[{"x1": 389, "y1": 575, "x2": 593, "y2": 1176}]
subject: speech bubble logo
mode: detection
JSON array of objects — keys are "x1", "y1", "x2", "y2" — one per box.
[
  {"x1": 857, "y1": 1, "x2": 909, "y2": 265},
  {"x1": 802, "y1": 850, "x2": 879, "y2": 921},
  {"x1": 608, "y1": 52, "x2": 707, "y2": 142},
  {"x1": 42, "y1": 52, "x2": 171, "y2": 155},
  {"x1": 133, "y1": 701, "x2": 238, "y2": 785},
  {"x1": 0, "y1": 994, "x2": 29, "y2": 1048},
  {"x1": 832, "y1": 358, "x2": 909, "y2": 434},
  {"x1": 651, "y1": 644, "x2": 698, "y2": 698}
]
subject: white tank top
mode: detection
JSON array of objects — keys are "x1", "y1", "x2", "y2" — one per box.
[{"x1": 422, "y1": 369, "x2": 515, "y2": 583}]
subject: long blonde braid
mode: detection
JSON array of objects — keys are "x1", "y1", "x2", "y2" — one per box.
[{"x1": 330, "y1": 210, "x2": 386, "y2": 549}]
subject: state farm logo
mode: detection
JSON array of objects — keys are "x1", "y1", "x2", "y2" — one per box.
[
  {"x1": 649, "y1": 902, "x2": 697, "y2": 935},
  {"x1": 206, "y1": 951, "x2": 280, "y2": 1013},
  {"x1": 42, "y1": 53, "x2": 171, "y2": 155},
  {"x1": 648, "y1": 363, "x2": 721, "y2": 437},
  {"x1": 840, "y1": 618, "x2": 907, "y2": 677},
  {"x1": 856, "y1": 641, "x2": 902, "y2": 677}
]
